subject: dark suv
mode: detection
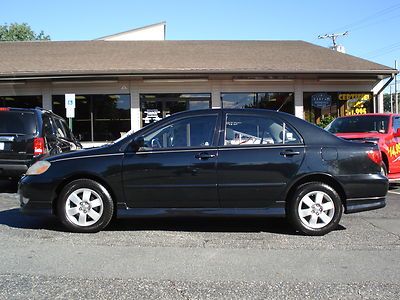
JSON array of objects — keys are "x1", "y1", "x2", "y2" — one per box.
[{"x1": 0, "y1": 107, "x2": 81, "y2": 181}]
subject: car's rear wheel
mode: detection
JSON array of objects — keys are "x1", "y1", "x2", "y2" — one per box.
[
  {"x1": 288, "y1": 182, "x2": 342, "y2": 236},
  {"x1": 57, "y1": 179, "x2": 114, "y2": 233}
]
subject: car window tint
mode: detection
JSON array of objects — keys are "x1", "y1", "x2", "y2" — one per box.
[
  {"x1": 0, "y1": 111, "x2": 37, "y2": 135},
  {"x1": 143, "y1": 115, "x2": 217, "y2": 149},
  {"x1": 43, "y1": 115, "x2": 55, "y2": 136},
  {"x1": 393, "y1": 116, "x2": 400, "y2": 131},
  {"x1": 224, "y1": 114, "x2": 301, "y2": 146},
  {"x1": 53, "y1": 117, "x2": 73, "y2": 139}
]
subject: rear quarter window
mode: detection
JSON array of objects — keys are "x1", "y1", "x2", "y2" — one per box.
[{"x1": 0, "y1": 111, "x2": 37, "y2": 135}]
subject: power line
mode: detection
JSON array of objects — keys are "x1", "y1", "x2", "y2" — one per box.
[{"x1": 328, "y1": 3, "x2": 400, "y2": 33}]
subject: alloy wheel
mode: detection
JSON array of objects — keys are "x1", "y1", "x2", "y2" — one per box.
[
  {"x1": 65, "y1": 188, "x2": 104, "y2": 227},
  {"x1": 297, "y1": 190, "x2": 335, "y2": 229}
]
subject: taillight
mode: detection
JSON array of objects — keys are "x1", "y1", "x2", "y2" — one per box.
[
  {"x1": 0, "y1": 107, "x2": 10, "y2": 111},
  {"x1": 33, "y1": 137, "x2": 46, "y2": 156},
  {"x1": 367, "y1": 149, "x2": 382, "y2": 166}
]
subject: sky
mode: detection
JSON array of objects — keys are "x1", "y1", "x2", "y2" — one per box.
[{"x1": 2, "y1": 0, "x2": 400, "y2": 80}]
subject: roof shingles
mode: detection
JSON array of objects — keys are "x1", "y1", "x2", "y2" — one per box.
[{"x1": 0, "y1": 40, "x2": 395, "y2": 77}]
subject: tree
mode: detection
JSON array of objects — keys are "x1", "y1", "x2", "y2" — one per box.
[{"x1": 0, "y1": 23, "x2": 50, "y2": 41}]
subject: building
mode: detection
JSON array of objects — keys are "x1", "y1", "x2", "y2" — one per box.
[{"x1": 0, "y1": 37, "x2": 396, "y2": 146}]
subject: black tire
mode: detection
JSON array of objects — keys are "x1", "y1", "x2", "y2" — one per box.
[
  {"x1": 288, "y1": 182, "x2": 343, "y2": 236},
  {"x1": 57, "y1": 179, "x2": 114, "y2": 233},
  {"x1": 381, "y1": 163, "x2": 388, "y2": 177}
]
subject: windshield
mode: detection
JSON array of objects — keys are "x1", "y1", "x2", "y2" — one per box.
[
  {"x1": 326, "y1": 115, "x2": 390, "y2": 134},
  {"x1": 0, "y1": 111, "x2": 37, "y2": 135}
]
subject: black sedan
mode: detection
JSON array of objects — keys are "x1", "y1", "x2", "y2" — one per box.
[{"x1": 19, "y1": 109, "x2": 388, "y2": 235}]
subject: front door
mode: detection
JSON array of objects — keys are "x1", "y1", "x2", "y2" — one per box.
[
  {"x1": 122, "y1": 113, "x2": 220, "y2": 208},
  {"x1": 217, "y1": 112, "x2": 305, "y2": 208}
]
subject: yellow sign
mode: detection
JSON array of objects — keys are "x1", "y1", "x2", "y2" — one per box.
[
  {"x1": 339, "y1": 93, "x2": 371, "y2": 116},
  {"x1": 388, "y1": 143, "x2": 400, "y2": 158}
]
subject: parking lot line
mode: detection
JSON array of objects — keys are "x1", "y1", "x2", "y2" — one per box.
[{"x1": 388, "y1": 191, "x2": 400, "y2": 195}]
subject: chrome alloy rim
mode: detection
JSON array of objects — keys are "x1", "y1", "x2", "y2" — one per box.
[
  {"x1": 65, "y1": 188, "x2": 104, "y2": 227},
  {"x1": 298, "y1": 191, "x2": 335, "y2": 229}
]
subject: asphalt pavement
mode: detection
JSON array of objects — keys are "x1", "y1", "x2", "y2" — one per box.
[{"x1": 0, "y1": 184, "x2": 399, "y2": 299}]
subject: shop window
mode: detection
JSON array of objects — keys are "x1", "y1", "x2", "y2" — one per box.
[
  {"x1": 303, "y1": 92, "x2": 373, "y2": 125},
  {"x1": 140, "y1": 94, "x2": 211, "y2": 128},
  {"x1": 52, "y1": 94, "x2": 130, "y2": 142},
  {"x1": 221, "y1": 92, "x2": 294, "y2": 114},
  {"x1": 0, "y1": 96, "x2": 42, "y2": 108}
]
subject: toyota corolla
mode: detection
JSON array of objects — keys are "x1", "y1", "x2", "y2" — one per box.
[{"x1": 19, "y1": 109, "x2": 388, "y2": 235}]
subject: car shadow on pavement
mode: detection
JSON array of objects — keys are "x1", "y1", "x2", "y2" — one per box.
[
  {"x1": 0, "y1": 208, "x2": 63, "y2": 231},
  {"x1": 107, "y1": 217, "x2": 347, "y2": 235},
  {"x1": 0, "y1": 208, "x2": 346, "y2": 235}
]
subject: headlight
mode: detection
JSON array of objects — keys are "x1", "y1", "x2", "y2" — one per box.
[{"x1": 26, "y1": 161, "x2": 51, "y2": 175}]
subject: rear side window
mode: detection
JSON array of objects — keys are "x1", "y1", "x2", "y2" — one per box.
[
  {"x1": 224, "y1": 114, "x2": 301, "y2": 146},
  {"x1": 54, "y1": 118, "x2": 72, "y2": 139},
  {"x1": 393, "y1": 116, "x2": 400, "y2": 132},
  {"x1": 0, "y1": 111, "x2": 37, "y2": 135}
]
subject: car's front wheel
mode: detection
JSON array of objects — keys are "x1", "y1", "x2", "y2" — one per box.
[
  {"x1": 57, "y1": 179, "x2": 114, "y2": 233},
  {"x1": 288, "y1": 182, "x2": 343, "y2": 236}
]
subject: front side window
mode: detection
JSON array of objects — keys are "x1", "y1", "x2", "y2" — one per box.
[
  {"x1": 224, "y1": 114, "x2": 301, "y2": 146},
  {"x1": 142, "y1": 115, "x2": 217, "y2": 149}
]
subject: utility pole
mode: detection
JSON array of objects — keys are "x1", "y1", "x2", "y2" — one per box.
[
  {"x1": 390, "y1": 84, "x2": 393, "y2": 113},
  {"x1": 395, "y1": 60, "x2": 398, "y2": 114},
  {"x1": 318, "y1": 31, "x2": 349, "y2": 53}
]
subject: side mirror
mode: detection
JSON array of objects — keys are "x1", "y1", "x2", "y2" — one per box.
[
  {"x1": 131, "y1": 136, "x2": 145, "y2": 151},
  {"x1": 394, "y1": 128, "x2": 400, "y2": 138}
]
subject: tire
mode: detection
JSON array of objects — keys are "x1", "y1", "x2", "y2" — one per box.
[
  {"x1": 288, "y1": 182, "x2": 343, "y2": 236},
  {"x1": 57, "y1": 179, "x2": 114, "y2": 233},
  {"x1": 381, "y1": 163, "x2": 388, "y2": 177}
]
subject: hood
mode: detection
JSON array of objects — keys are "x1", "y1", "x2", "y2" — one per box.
[{"x1": 45, "y1": 143, "x2": 118, "y2": 162}]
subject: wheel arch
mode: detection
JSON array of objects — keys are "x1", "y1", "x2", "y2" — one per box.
[
  {"x1": 284, "y1": 173, "x2": 347, "y2": 213},
  {"x1": 381, "y1": 151, "x2": 389, "y2": 170},
  {"x1": 52, "y1": 173, "x2": 117, "y2": 216}
]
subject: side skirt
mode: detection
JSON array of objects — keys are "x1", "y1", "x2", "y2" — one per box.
[{"x1": 116, "y1": 204, "x2": 286, "y2": 218}]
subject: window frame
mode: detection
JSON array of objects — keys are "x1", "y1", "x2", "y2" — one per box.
[
  {"x1": 129, "y1": 112, "x2": 221, "y2": 153},
  {"x1": 220, "y1": 112, "x2": 304, "y2": 148}
]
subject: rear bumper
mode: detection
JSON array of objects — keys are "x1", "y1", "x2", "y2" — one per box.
[
  {"x1": 0, "y1": 163, "x2": 28, "y2": 179},
  {"x1": 345, "y1": 197, "x2": 386, "y2": 214}
]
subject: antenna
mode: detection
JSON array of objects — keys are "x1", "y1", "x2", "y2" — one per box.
[{"x1": 318, "y1": 31, "x2": 349, "y2": 53}]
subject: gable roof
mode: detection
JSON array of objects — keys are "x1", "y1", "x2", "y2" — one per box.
[
  {"x1": 95, "y1": 22, "x2": 166, "y2": 41},
  {"x1": 0, "y1": 40, "x2": 396, "y2": 80}
]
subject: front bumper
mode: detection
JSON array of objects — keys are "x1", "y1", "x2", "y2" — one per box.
[{"x1": 18, "y1": 178, "x2": 54, "y2": 216}]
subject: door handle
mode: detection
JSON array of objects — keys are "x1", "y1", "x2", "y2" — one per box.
[
  {"x1": 280, "y1": 149, "x2": 300, "y2": 157},
  {"x1": 195, "y1": 152, "x2": 216, "y2": 160}
]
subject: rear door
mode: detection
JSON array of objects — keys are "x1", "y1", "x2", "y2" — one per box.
[
  {"x1": 217, "y1": 112, "x2": 305, "y2": 208},
  {"x1": 0, "y1": 109, "x2": 37, "y2": 161}
]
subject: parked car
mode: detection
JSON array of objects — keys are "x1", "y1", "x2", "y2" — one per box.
[
  {"x1": 0, "y1": 107, "x2": 81, "y2": 182},
  {"x1": 325, "y1": 113, "x2": 400, "y2": 182},
  {"x1": 19, "y1": 109, "x2": 388, "y2": 235}
]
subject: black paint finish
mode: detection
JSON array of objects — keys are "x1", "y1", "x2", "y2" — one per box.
[{"x1": 19, "y1": 109, "x2": 388, "y2": 219}]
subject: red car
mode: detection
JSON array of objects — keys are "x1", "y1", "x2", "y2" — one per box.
[{"x1": 326, "y1": 113, "x2": 400, "y2": 182}]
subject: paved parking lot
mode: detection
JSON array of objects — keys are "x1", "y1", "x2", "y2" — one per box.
[{"x1": 0, "y1": 184, "x2": 399, "y2": 299}]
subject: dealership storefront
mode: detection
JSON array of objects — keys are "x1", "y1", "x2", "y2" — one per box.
[{"x1": 0, "y1": 40, "x2": 396, "y2": 146}]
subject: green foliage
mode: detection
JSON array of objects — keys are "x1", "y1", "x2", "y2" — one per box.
[
  {"x1": 317, "y1": 115, "x2": 335, "y2": 128},
  {"x1": 0, "y1": 23, "x2": 50, "y2": 41}
]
